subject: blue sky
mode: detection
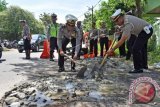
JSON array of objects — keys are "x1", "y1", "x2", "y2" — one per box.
[{"x1": 6, "y1": 0, "x2": 105, "y2": 23}]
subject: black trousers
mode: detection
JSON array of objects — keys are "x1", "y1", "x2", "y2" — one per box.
[
  {"x1": 82, "y1": 48, "x2": 88, "y2": 55},
  {"x1": 50, "y1": 37, "x2": 58, "y2": 59},
  {"x1": 118, "y1": 35, "x2": 126, "y2": 57},
  {"x1": 77, "y1": 38, "x2": 82, "y2": 58},
  {"x1": 100, "y1": 37, "x2": 109, "y2": 57},
  {"x1": 132, "y1": 28, "x2": 153, "y2": 70},
  {"x1": 126, "y1": 35, "x2": 137, "y2": 60},
  {"x1": 90, "y1": 39, "x2": 98, "y2": 57},
  {"x1": 24, "y1": 39, "x2": 31, "y2": 58},
  {"x1": 58, "y1": 37, "x2": 76, "y2": 69},
  {"x1": 24, "y1": 39, "x2": 31, "y2": 50}
]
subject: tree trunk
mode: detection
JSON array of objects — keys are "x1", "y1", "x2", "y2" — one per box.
[{"x1": 135, "y1": 0, "x2": 142, "y2": 18}]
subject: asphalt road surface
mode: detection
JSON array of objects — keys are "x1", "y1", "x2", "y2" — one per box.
[{"x1": 0, "y1": 49, "x2": 50, "y2": 98}]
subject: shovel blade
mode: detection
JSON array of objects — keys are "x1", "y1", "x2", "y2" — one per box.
[{"x1": 76, "y1": 66, "x2": 87, "y2": 79}]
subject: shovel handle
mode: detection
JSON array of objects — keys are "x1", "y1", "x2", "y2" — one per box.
[
  {"x1": 100, "y1": 38, "x2": 116, "y2": 67},
  {"x1": 63, "y1": 54, "x2": 76, "y2": 62},
  {"x1": 63, "y1": 54, "x2": 84, "y2": 66}
]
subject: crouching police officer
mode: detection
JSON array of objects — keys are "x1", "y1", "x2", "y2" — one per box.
[
  {"x1": 107, "y1": 9, "x2": 153, "y2": 73},
  {"x1": 57, "y1": 14, "x2": 81, "y2": 72}
]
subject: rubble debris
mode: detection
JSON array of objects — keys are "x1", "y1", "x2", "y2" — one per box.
[
  {"x1": 153, "y1": 62, "x2": 160, "y2": 69},
  {"x1": 1, "y1": 57, "x2": 160, "y2": 107}
]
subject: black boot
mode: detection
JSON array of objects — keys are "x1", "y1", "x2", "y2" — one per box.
[
  {"x1": 58, "y1": 67, "x2": 65, "y2": 72},
  {"x1": 26, "y1": 50, "x2": 30, "y2": 59},
  {"x1": 28, "y1": 50, "x2": 30, "y2": 59},
  {"x1": 71, "y1": 67, "x2": 76, "y2": 72},
  {"x1": 25, "y1": 50, "x2": 28, "y2": 59},
  {"x1": 129, "y1": 69, "x2": 143, "y2": 73},
  {"x1": 50, "y1": 50, "x2": 54, "y2": 61}
]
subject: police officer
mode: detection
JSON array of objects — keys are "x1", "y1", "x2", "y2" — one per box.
[
  {"x1": 47, "y1": 13, "x2": 59, "y2": 61},
  {"x1": 20, "y1": 20, "x2": 31, "y2": 59},
  {"x1": 57, "y1": 14, "x2": 81, "y2": 72},
  {"x1": 76, "y1": 21, "x2": 83, "y2": 59},
  {"x1": 99, "y1": 21, "x2": 109, "y2": 57},
  {"x1": 89, "y1": 22, "x2": 99, "y2": 57},
  {"x1": 108, "y1": 9, "x2": 153, "y2": 73}
]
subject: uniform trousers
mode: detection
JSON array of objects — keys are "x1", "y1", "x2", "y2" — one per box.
[
  {"x1": 126, "y1": 35, "x2": 136, "y2": 60},
  {"x1": 90, "y1": 39, "x2": 98, "y2": 57},
  {"x1": 58, "y1": 37, "x2": 76, "y2": 69},
  {"x1": 132, "y1": 27, "x2": 153, "y2": 70},
  {"x1": 50, "y1": 37, "x2": 58, "y2": 59},
  {"x1": 100, "y1": 37, "x2": 109, "y2": 57}
]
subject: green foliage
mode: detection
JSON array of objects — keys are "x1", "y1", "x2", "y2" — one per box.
[
  {"x1": 83, "y1": 11, "x2": 97, "y2": 31},
  {"x1": 143, "y1": 16, "x2": 156, "y2": 25},
  {"x1": 0, "y1": 0, "x2": 7, "y2": 12},
  {"x1": 148, "y1": 34, "x2": 156, "y2": 52},
  {"x1": 148, "y1": 46, "x2": 160, "y2": 64},
  {"x1": 39, "y1": 12, "x2": 52, "y2": 24},
  {"x1": 0, "y1": 6, "x2": 43, "y2": 40},
  {"x1": 83, "y1": 0, "x2": 136, "y2": 32}
]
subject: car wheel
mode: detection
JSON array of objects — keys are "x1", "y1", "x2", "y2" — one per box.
[{"x1": 18, "y1": 50, "x2": 23, "y2": 53}]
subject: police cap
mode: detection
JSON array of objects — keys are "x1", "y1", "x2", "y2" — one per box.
[
  {"x1": 51, "y1": 13, "x2": 57, "y2": 18},
  {"x1": 111, "y1": 9, "x2": 124, "y2": 22},
  {"x1": 19, "y1": 20, "x2": 26, "y2": 23},
  {"x1": 65, "y1": 14, "x2": 77, "y2": 25}
]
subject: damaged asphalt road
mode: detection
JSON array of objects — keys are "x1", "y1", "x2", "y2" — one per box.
[{"x1": 1, "y1": 56, "x2": 160, "y2": 107}]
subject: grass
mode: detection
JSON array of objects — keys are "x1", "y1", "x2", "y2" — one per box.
[{"x1": 148, "y1": 49, "x2": 160, "y2": 64}]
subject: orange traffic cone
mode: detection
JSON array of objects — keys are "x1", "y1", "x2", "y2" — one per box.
[{"x1": 40, "y1": 40, "x2": 50, "y2": 59}]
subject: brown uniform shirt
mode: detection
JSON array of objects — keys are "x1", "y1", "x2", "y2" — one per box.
[
  {"x1": 22, "y1": 24, "x2": 30, "y2": 39},
  {"x1": 89, "y1": 28, "x2": 99, "y2": 39},
  {"x1": 57, "y1": 25, "x2": 81, "y2": 54},
  {"x1": 121, "y1": 15, "x2": 150, "y2": 39}
]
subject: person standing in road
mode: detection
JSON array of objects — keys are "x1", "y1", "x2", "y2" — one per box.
[
  {"x1": 107, "y1": 9, "x2": 153, "y2": 73},
  {"x1": 57, "y1": 14, "x2": 81, "y2": 72},
  {"x1": 20, "y1": 20, "x2": 31, "y2": 59},
  {"x1": 76, "y1": 21, "x2": 83, "y2": 59},
  {"x1": 47, "y1": 13, "x2": 59, "y2": 61},
  {"x1": 89, "y1": 22, "x2": 99, "y2": 57},
  {"x1": 99, "y1": 21, "x2": 109, "y2": 57}
]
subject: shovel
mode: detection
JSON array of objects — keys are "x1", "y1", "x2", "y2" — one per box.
[{"x1": 63, "y1": 54, "x2": 87, "y2": 75}]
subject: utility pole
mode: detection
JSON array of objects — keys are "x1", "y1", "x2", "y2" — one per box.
[
  {"x1": 87, "y1": 6, "x2": 94, "y2": 29},
  {"x1": 91, "y1": 6, "x2": 93, "y2": 29}
]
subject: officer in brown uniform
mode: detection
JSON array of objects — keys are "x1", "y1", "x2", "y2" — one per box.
[
  {"x1": 20, "y1": 20, "x2": 31, "y2": 59},
  {"x1": 99, "y1": 21, "x2": 109, "y2": 57},
  {"x1": 108, "y1": 9, "x2": 153, "y2": 73},
  {"x1": 89, "y1": 22, "x2": 99, "y2": 57},
  {"x1": 76, "y1": 21, "x2": 83, "y2": 59},
  {"x1": 57, "y1": 14, "x2": 81, "y2": 72}
]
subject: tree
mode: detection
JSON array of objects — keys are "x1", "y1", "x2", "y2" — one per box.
[
  {"x1": 0, "y1": 6, "x2": 43, "y2": 40},
  {"x1": 83, "y1": 0, "x2": 154, "y2": 33},
  {"x1": 0, "y1": 0, "x2": 7, "y2": 12},
  {"x1": 39, "y1": 12, "x2": 51, "y2": 24}
]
